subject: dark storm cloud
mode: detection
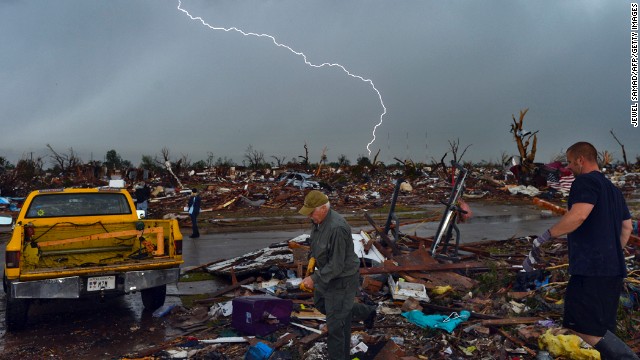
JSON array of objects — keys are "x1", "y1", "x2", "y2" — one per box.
[{"x1": 0, "y1": 0, "x2": 636, "y2": 167}]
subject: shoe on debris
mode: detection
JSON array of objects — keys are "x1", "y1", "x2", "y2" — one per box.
[{"x1": 364, "y1": 307, "x2": 377, "y2": 329}]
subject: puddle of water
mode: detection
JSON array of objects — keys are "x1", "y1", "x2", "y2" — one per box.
[{"x1": 465, "y1": 213, "x2": 553, "y2": 224}]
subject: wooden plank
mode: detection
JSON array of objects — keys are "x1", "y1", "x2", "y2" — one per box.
[
  {"x1": 372, "y1": 339, "x2": 405, "y2": 360},
  {"x1": 214, "y1": 197, "x2": 238, "y2": 210},
  {"x1": 38, "y1": 227, "x2": 164, "y2": 247},
  {"x1": 393, "y1": 245, "x2": 438, "y2": 266},
  {"x1": 183, "y1": 258, "x2": 227, "y2": 273},
  {"x1": 481, "y1": 317, "x2": 543, "y2": 326},
  {"x1": 359, "y1": 261, "x2": 493, "y2": 275},
  {"x1": 415, "y1": 271, "x2": 478, "y2": 291},
  {"x1": 532, "y1": 197, "x2": 640, "y2": 247},
  {"x1": 494, "y1": 328, "x2": 537, "y2": 357},
  {"x1": 402, "y1": 234, "x2": 491, "y2": 257},
  {"x1": 194, "y1": 276, "x2": 256, "y2": 305},
  {"x1": 272, "y1": 333, "x2": 296, "y2": 350},
  {"x1": 422, "y1": 303, "x2": 500, "y2": 320},
  {"x1": 298, "y1": 331, "x2": 326, "y2": 345},
  {"x1": 364, "y1": 212, "x2": 400, "y2": 255}
]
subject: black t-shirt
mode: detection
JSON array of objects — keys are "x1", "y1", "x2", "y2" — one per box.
[
  {"x1": 567, "y1": 171, "x2": 631, "y2": 277},
  {"x1": 135, "y1": 186, "x2": 150, "y2": 203}
]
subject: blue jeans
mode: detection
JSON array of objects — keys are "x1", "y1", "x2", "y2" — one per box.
[{"x1": 189, "y1": 213, "x2": 199, "y2": 237}]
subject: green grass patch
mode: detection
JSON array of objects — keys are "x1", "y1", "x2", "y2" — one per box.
[
  {"x1": 180, "y1": 293, "x2": 214, "y2": 308},
  {"x1": 474, "y1": 262, "x2": 514, "y2": 296},
  {"x1": 180, "y1": 271, "x2": 218, "y2": 282},
  {"x1": 485, "y1": 246, "x2": 512, "y2": 255}
]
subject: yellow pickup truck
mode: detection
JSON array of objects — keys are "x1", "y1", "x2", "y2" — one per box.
[{"x1": 2, "y1": 187, "x2": 183, "y2": 330}]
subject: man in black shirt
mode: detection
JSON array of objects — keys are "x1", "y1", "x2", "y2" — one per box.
[
  {"x1": 187, "y1": 188, "x2": 201, "y2": 238},
  {"x1": 523, "y1": 142, "x2": 637, "y2": 359},
  {"x1": 134, "y1": 182, "x2": 151, "y2": 217}
]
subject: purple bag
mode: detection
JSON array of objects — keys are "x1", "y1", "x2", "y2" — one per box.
[{"x1": 231, "y1": 295, "x2": 293, "y2": 336}]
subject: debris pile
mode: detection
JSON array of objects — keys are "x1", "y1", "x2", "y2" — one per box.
[
  {"x1": 2, "y1": 160, "x2": 638, "y2": 228},
  {"x1": 122, "y1": 211, "x2": 640, "y2": 359},
  {"x1": 2, "y1": 160, "x2": 639, "y2": 359},
  {"x1": 141, "y1": 164, "x2": 640, "y2": 232}
]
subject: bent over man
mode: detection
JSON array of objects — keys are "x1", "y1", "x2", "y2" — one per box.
[{"x1": 300, "y1": 190, "x2": 376, "y2": 360}]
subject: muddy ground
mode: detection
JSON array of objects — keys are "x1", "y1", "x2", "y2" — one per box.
[{"x1": 0, "y1": 200, "x2": 564, "y2": 360}]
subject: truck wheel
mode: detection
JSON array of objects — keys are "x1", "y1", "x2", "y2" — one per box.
[
  {"x1": 5, "y1": 295, "x2": 30, "y2": 331},
  {"x1": 141, "y1": 285, "x2": 166, "y2": 311}
]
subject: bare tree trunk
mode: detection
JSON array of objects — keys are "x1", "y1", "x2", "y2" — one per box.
[
  {"x1": 439, "y1": 152, "x2": 448, "y2": 174},
  {"x1": 159, "y1": 147, "x2": 182, "y2": 189},
  {"x1": 315, "y1": 146, "x2": 328, "y2": 176},
  {"x1": 610, "y1": 129, "x2": 628, "y2": 168},
  {"x1": 510, "y1": 108, "x2": 538, "y2": 172},
  {"x1": 372, "y1": 148, "x2": 381, "y2": 167},
  {"x1": 271, "y1": 156, "x2": 286, "y2": 168},
  {"x1": 46, "y1": 144, "x2": 67, "y2": 173},
  {"x1": 298, "y1": 143, "x2": 310, "y2": 170}
]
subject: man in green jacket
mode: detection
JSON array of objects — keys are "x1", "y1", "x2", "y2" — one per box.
[{"x1": 300, "y1": 190, "x2": 376, "y2": 360}]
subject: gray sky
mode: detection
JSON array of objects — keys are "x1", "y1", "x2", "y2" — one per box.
[{"x1": 1, "y1": 0, "x2": 637, "y2": 168}]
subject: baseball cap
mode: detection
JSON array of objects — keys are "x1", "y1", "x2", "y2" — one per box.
[{"x1": 299, "y1": 190, "x2": 328, "y2": 216}]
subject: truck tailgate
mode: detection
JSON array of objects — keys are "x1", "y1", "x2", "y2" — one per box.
[{"x1": 19, "y1": 257, "x2": 183, "y2": 281}]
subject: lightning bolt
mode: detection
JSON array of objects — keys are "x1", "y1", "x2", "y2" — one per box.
[{"x1": 177, "y1": 0, "x2": 386, "y2": 157}]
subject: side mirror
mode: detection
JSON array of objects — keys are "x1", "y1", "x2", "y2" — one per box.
[
  {"x1": 136, "y1": 210, "x2": 146, "y2": 219},
  {"x1": 0, "y1": 216, "x2": 13, "y2": 226}
]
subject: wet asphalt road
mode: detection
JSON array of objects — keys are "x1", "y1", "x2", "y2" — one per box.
[{"x1": 0, "y1": 203, "x2": 557, "y2": 359}]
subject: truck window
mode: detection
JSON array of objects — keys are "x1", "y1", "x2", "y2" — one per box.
[{"x1": 25, "y1": 193, "x2": 132, "y2": 218}]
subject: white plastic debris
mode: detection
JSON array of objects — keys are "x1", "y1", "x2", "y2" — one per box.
[
  {"x1": 208, "y1": 300, "x2": 233, "y2": 318},
  {"x1": 388, "y1": 275, "x2": 429, "y2": 302},
  {"x1": 350, "y1": 342, "x2": 368, "y2": 355}
]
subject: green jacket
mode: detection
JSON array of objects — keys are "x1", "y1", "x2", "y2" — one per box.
[{"x1": 309, "y1": 209, "x2": 359, "y2": 289}]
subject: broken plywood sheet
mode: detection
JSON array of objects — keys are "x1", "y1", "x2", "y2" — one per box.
[
  {"x1": 392, "y1": 246, "x2": 438, "y2": 266},
  {"x1": 416, "y1": 271, "x2": 478, "y2": 291},
  {"x1": 292, "y1": 308, "x2": 326, "y2": 320},
  {"x1": 207, "y1": 243, "x2": 294, "y2": 277},
  {"x1": 207, "y1": 233, "x2": 386, "y2": 277},
  {"x1": 391, "y1": 245, "x2": 477, "y2": 291}
]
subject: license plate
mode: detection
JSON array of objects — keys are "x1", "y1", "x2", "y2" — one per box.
[{"x1": 87, "y1": 276, "x2": 116, "y2": 291}]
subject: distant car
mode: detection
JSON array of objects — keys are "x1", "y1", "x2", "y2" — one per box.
[{"x1": 276, "y1": 172, "x2": 321, "y2": 189}]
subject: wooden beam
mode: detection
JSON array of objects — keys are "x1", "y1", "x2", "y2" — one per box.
[
  {"x1": 422, "y1": 303, "x2": 500, "y2": 320},
  {"x1": 37, "y1": 227, "x2": 163, "y2": 247},
  {"x1": 481, "y1": 317, "x2": 543, "y2": 326},
  {"x1": 494, "y1": 327, "x2": 537, "y2": 357},
  {"x1": 402, "y1": 234, "x2": 491, "y2": 257},
  {"x1": 364, "y1": 212, "x2": 400, "y2": 255},
  {"x1": 359, "y1": 261, "x2": 497, "y2": 275},
  {"x1": 194, "y1": 276, "x2": 256, "y2": 305},
  {"x1": 532, "y1": 197, "x2": 640, "y2": 246}
]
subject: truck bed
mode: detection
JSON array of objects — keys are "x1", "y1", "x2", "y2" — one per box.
[{"x1": 19, "y1": 220, "x2": 181, "y2": 278}]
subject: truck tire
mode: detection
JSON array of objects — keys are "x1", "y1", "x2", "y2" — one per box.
[
  {"x1": 5, "y1": 294, "x2": 30, "y2": 331},
  {"x1": 141, "y1": 284, "x2": 166, "y2": 311}
]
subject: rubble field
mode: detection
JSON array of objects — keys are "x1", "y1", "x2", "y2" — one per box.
[
  {"x1": 110, "y1": 167, "x2": 638, "y2": 359},
  {"x1": 117, "y1": 220, "x2": 640, "y2": 360},
  {"x1": 2, "y1": 164, "x2": 640, "y2": 359}
]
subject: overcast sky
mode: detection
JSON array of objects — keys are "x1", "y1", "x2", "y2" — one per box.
[{"x1": 1, "y1": 0, "x2": 637, "y2": 168}]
